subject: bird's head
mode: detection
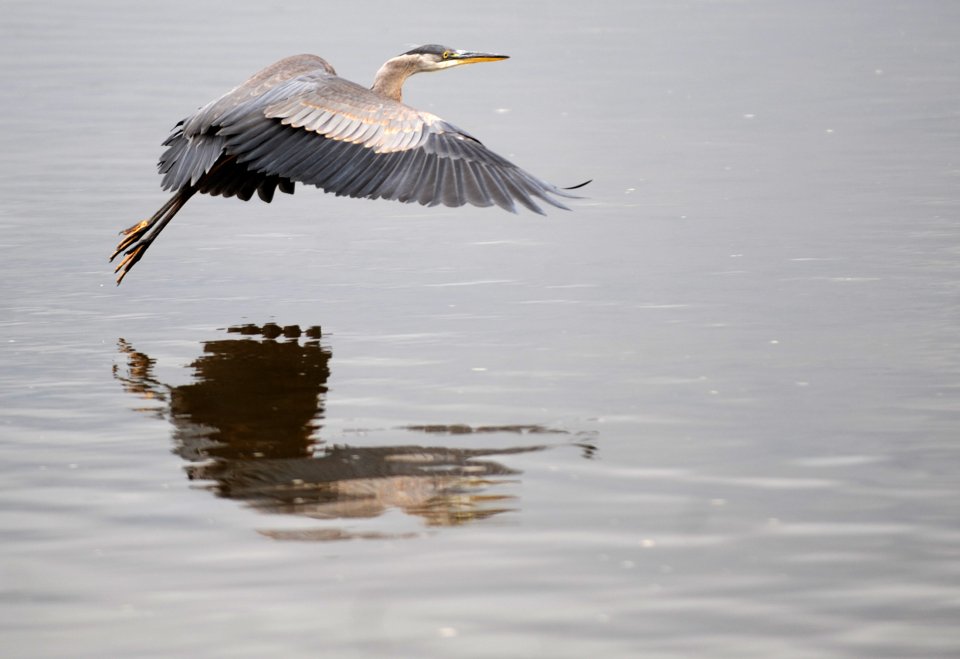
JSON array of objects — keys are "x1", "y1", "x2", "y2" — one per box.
[
  {"x1": 372, "y1": 44, "x2": 509, "y2": 101},
  {"x1": 400, "y1": 44, "x2": 509, "y2": 73}
]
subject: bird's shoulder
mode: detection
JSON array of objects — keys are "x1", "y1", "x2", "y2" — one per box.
[
  {"x1": 257, "y1": 73, "x2": 464, "y2": 153},
  {"x1": 181, "y1": 54, "x2": 337, "y2": 136}
]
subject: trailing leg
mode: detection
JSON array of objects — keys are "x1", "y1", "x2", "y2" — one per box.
[{"x1": 110, "y1": 187, "x2": 196, "y2": 285}]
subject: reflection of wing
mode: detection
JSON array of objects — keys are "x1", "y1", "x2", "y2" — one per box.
[
  {"x1": 188, "y1": 444, "x2": 544, "y2": 526},
  {"x1": 160, "y1": 55, "x2": 579, "y2": 213}
]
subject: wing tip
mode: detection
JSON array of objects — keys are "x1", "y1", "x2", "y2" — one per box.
[{"x1": 564, "y1": 179, "x2": 592, "y2": 191}]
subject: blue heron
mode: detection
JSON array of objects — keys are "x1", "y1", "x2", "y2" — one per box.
[{"x1": 111, "y1": 45, "x2": 586, "y2": 284}]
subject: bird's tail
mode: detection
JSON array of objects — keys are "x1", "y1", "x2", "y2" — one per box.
[{"x1": 110, "y1": 186, "x2": 197, "y2": 285}]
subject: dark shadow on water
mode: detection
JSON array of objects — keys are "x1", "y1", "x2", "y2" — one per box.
[{"x1": 114, "y1": 323, "x2": 594, "y2": 540}]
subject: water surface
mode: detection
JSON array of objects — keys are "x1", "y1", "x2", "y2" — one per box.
[{"x1": 1, "y1": 1, "x2": 959, "y2": 657}]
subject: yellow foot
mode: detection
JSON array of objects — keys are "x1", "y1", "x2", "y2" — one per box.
[
  {"x1": 120, "y1": 218, "x2": 150, "y2": 236},
  {"x1": 110, "y1": 220, "x2": 151, "y2": 262},
  {"x1": 114, "y1": 244, "x2": 146, "y2": 285}
]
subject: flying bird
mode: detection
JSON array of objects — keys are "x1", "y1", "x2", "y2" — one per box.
[{"x1": 110, "y1": 44, "x2": 586, "y2": 284}]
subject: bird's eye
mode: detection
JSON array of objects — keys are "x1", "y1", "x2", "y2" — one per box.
[{"x1": 442, "y1": 51, "x2": 452, "y2": 60}]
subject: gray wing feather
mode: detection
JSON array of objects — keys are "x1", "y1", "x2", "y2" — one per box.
[
  {"x1": 157, "y1": 54, "x2": 336, "y2": 197},
  {"x1": 159, "y1": 130, "x2": 226, "y2": 191}
]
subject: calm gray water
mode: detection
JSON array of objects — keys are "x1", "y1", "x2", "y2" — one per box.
[{"x1": 2, "y1": 1, "x2": 959, "y2": 657}]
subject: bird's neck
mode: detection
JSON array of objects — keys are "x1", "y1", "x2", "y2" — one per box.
[{"x1": 371, "y1": 55, "x2": 420, "y2": 102}]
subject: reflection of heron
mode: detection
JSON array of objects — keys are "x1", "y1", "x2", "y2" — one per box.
[
  {"x1": 115, "y1": 324, "x2": 329, "y2": 461},
  {"x1": 111, "y1": 45, "x2": 588, "y2": 283},
  {"x1": 113, "y1": 324, "x2": 575, "y2": 539}
]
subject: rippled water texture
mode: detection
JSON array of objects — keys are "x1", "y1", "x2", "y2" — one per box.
[{"x1": 2, "y1": 1, "x2": 959, "y2": 657}]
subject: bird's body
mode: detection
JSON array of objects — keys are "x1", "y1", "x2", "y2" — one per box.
[{"x1": 111, "y1": 45, "x2": 583, "y2": 284}]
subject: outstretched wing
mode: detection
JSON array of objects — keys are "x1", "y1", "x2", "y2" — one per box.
[{"x1": 161, "y1": 58, "x2": 579, "y2": 214}]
